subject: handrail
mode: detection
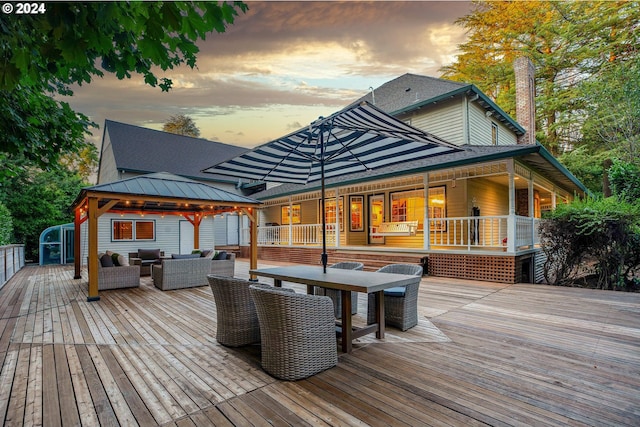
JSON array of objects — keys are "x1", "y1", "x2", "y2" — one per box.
[{"x1": 1, "y1": 244, "x2": 26, "y2": 288}]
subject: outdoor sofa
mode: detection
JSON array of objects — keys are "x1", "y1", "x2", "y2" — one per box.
[
  {"x1": 128, "y1": 249, "x2": 164, "y2": 276},
  {"x1": 151, "y1": 255, "x2": 211, "y2": 290},
  {"x1": 90, "y1": 255, "x2": 140, "y2": 291}
]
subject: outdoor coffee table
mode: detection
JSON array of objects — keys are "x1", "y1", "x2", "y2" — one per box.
[{"x1": 250, "y1": 265, "x2": 419, "y2": 353}]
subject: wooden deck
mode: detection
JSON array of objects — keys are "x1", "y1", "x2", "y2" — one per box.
[{"x1": 1, "y1": 261, "x2": 639, "y2": 426}]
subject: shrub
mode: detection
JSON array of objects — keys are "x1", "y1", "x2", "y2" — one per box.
[{"x1": 540, "y1": 197, "x2": 640, "y2": 290}]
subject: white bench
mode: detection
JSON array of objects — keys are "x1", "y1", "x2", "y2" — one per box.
[{"x1": 369, "y1": 221, "x2": 419, "y2": 237}]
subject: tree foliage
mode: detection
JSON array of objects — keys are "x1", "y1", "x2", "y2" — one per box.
[
  {"x1": 0, "y1": 201, "x2": 13, "y2": 246},
  {"x1": 608, "y1": 159, "x2": 640, "y2": 204},
  {"x1": 0, "y1": 167, "x2": 89, "y2": 262},
  {"x1": 163, "y1": 114, "x2": 201, "y2": 137},
  {"x1": 442, "y1": 1, "x2": 640, "y2": 156},
  {"x1": 0, "y1": 1, "x2": 247, "y2": 182}
]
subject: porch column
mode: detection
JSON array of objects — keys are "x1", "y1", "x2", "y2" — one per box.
[
  {"x1": 423, "y1": 173, "x2": 430, "y2": 250},
  {"x1": 507, "y1": 165, "x2": 516, "y2": 253},
  {"x1": 335, "y1": 189, "x2": 340, "y2": 249},
  {"x1": 87, "y1": 196, "x2": 100, "y2": 301},
  {"x1": 528, "y1": 177, "x2": 535, "y2": 248},
  {"x1": 288, "y1": 197, "x2": 292, "y2": 246},
  {"x1": 74, "y1": 207, "x2": 82, "y2": 279}
]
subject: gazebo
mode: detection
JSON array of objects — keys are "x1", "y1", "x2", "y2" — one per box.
[{"x1": 70, "y1": 172, "x2": 262, "y2": 301}]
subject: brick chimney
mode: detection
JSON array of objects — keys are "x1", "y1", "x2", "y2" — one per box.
[{"x1": 514, "y1": 57, "x2": 536, "y2": 145}]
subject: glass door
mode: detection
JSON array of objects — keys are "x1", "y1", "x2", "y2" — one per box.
[{"x1": 369, "y1": 195, "x2": 385, "y2": 244}]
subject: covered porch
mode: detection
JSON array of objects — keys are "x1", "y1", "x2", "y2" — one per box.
[{"x1": 1, "y1": 261, "x2": 638, "y2": 425}]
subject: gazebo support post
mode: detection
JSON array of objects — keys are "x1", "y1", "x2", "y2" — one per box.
[
  {"x1": 74, "y1": 208, "x2": 82, "y2": 279},
  {"x1": 87, "y1": 196, "x2": 100, "y2": 302}
]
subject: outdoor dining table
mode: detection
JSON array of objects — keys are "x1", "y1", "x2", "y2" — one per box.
[{"x1": 249, "y1": 265, "x2": 420, "y2": 353}]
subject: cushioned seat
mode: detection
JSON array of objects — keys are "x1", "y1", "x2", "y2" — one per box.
[
  {"x1": 367, "y1": 264, "x2": 423, "y2": 331},
  {"x1": 314, "y1": 261, "x2": 363, "y2": 318}
]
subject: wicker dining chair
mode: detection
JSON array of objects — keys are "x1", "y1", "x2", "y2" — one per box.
[
  {"x1": 367, "y1": 264, "x2": 423, "y2": 331},
  {"x1": 314, "y1": 261, "x2": 364, "y2": 318},
  {"x1": 249, "y1": 284, "x2": 338, "y2": 381},
  {"x1": 207, "y1": 275, "x2": 264, "y2": 347}
]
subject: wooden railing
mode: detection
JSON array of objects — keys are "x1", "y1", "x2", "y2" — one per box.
[
  {"x1": 1, "y1": 244, "x2": 25, "y2": 288},
  {"x1": 243, "y1": 216, "x2": 541, "y2": 252}
]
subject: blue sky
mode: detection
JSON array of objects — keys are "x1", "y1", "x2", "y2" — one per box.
[{"x1": 66, "y1": 1, "x2": 472, "y2": 148}]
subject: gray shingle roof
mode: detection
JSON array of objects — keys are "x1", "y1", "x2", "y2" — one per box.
[
  {"x1": 102, "y1": 120, "x2": 248, "y2": 182},
  {"x1": 350, "y1": 73, "x2": 468, "y2": 113}
]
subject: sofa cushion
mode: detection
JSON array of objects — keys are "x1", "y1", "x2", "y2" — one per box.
[
  {"x1": 213, "y1": 250, "x2": 227, "y2": 260},
  {"x1": 100, "y1": 253, "x2": 114, "y2": 267},
  {"x1": 383, "y1": 286, "x2": 406, "y2": 297},
  {"x1": 171, "y1": 253, "x2": 201, "y2": 259},
  {"x1": 111, "y1": 252, "x2": 122, "y2": 266},
  {"x1": 138, "y1": 248, "x2": 160, "y2": 260},
  {"x1": 117, "y1": 254, "x2": 129, "y2": 266}
]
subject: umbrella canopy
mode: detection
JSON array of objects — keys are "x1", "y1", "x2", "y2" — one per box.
[{"x1": 203, "y1": 101, "x2": 462, "y2": 270}]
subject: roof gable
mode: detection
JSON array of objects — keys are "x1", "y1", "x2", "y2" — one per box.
[{"x1": 102, "y1": 120, "x2": 248, "y2": 182}]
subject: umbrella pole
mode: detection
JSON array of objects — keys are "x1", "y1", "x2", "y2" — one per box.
[{"x1": 320, "y1": 127, "x2": 328, "y2": 273}]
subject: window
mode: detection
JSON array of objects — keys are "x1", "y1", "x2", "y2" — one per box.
[
  {"x1": 428, "y1": 186, "x2": 446, "y2": 231},
  {"x1": 112, "y1": 220, "x2": 155, "y2": 241},
  {"x1": 390, "y1": 190, "x2": 424, "y2": 228},
  {"x1": 322, "y1": 197, "x2": 343, "y2": 231},
  {"x1": 491, "y1": 122, "x2": 498, "y2": 145},
  {"x1": 349, "y1": 196, "x2": 364, "y2": 231},
  {"x1": 281, "y1": 204, "x2": 301, "y2": 224}
]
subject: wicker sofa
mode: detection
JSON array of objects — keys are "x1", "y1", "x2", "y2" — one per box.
[
  {"x1": 210, "y1": 252, "x2": 235, "y2": 277},
  {"x1": 151, "y1": 257, "x2": 211, "y2": 290},
  {"x1": 89, "y1": 258, "x2": 140, "y2": 290}
]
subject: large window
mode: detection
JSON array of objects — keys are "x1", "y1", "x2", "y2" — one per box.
[
  {"x1": 322, "y1": 197, "x2": 343, "y2": 231},
  {"x1": 112, "y1": 220, "x2": 155, "y2": 241},
  {"x1": 390, "y1": 190, "x2": 424, "y2": 228},
  {"x1": 428, "y1": 186, "x2": 446, "y2": 231},
  {"x1": 349, "y1": 196, "x2": 364, "y2": 231},
  {"x1": 281, "y1": 204, "x2": 301, "y2": 224}
]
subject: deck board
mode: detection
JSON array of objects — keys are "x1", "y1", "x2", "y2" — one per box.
[{"x1": 0, "y1": 262, "x2": 638, "y2": 426}]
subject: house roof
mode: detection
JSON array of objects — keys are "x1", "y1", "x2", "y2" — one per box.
[
  {"x1": 250, "y1": 144, "x2": 588, "y2": 200},
  {"x1": 351, "y1": 74, "x2": 525, "y2": 136},
  {"x1": 71, "y1": 172, "x2": 261, "y2": 214},
  {"x1": 101, "y1": 120, "x2": 248, "y2": 183}
]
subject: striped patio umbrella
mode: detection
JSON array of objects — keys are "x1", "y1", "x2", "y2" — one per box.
[{"x1": 203, "y1": 101, "x2": 461, "y2": 271}]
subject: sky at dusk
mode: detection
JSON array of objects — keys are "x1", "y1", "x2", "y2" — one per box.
[{"x1": 66, "y1": 1, "x2": 473, "y2": 148}]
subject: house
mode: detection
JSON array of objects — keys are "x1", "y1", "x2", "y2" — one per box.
[
  {"x1": 240, "y1": 58, "x2": 588, "y2": 283},
  {"x1": 73, "y1": 121, "x2": 253, "y2": 262}
]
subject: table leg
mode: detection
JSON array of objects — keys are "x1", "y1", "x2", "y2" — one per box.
[
  {"x1": 341, "y1": 290, "x2": 352, "y2": 353},
  {"x1": 375, "y1": 290, "x2": 385, "y2": 339},
  {"x1": 306, "y1": 285, "x2": 314, "y2": 295},
  {"x1": 274, "y1": 278, "x2": 282, "y2": 287}
]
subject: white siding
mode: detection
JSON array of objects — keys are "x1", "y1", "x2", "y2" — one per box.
[
  {"x1": 80, "y1": 213, "x2": 217, "y2": 265},
  {"x1": 468, "y1": 103, "x2": 518, "y2": 146},
  {"x1": 97, "y1": 129, "x2": 119, "y2": 184},
  {"x1": 405, "y1": 99, "x2": 465, "y2": 146}
]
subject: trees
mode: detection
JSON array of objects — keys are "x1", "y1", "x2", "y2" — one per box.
[
  {"x1": 0, "y1": 1, "x2": 247, "y2": 182},
  {"x1": 163, "y1": 114, "x2": 201, "y2": 137},
  {"x1": 442, "y1": 1, "x2": 640, "y2": 157}
]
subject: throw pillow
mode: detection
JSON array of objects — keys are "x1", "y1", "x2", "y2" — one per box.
[
  {"x1": 214, "y1": 250, "x2": 227, "y2": 260},
  {"x1": 100, "y1": 253, "x2": 114, "y2": 267},
  {"x1": 111, "y1": 252, "x2": 121, "y2": 266},
  {"x1": 117, "y1": 254, "x2": 129, "y2": 266},
  {"x1": 138, "y1": 248, "x2": 160, "y2": 260}
]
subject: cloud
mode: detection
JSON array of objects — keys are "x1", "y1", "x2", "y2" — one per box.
[{"x1": 65, "y1": 1, "x2": 471, "y2": 148}]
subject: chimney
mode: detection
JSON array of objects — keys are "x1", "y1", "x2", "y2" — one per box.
[{"x1": 514, "y1": 57, "x2": 536, "y2": 145}]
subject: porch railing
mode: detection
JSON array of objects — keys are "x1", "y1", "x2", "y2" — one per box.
[
  {"x1": 243, "y1": 216, "x2": 541, "y2": 252},
  {"x1": 1, "y1": 244, "x2": 26, "y2": 288}
]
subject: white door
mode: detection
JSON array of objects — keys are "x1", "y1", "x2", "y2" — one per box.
[{"x1": 179, "y1": 220, "x2": 194, "y2": 254}]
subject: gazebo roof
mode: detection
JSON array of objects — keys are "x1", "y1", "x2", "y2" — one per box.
[{"x1": 71, "y1": 172, "x2": 261, "y2": 215}]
